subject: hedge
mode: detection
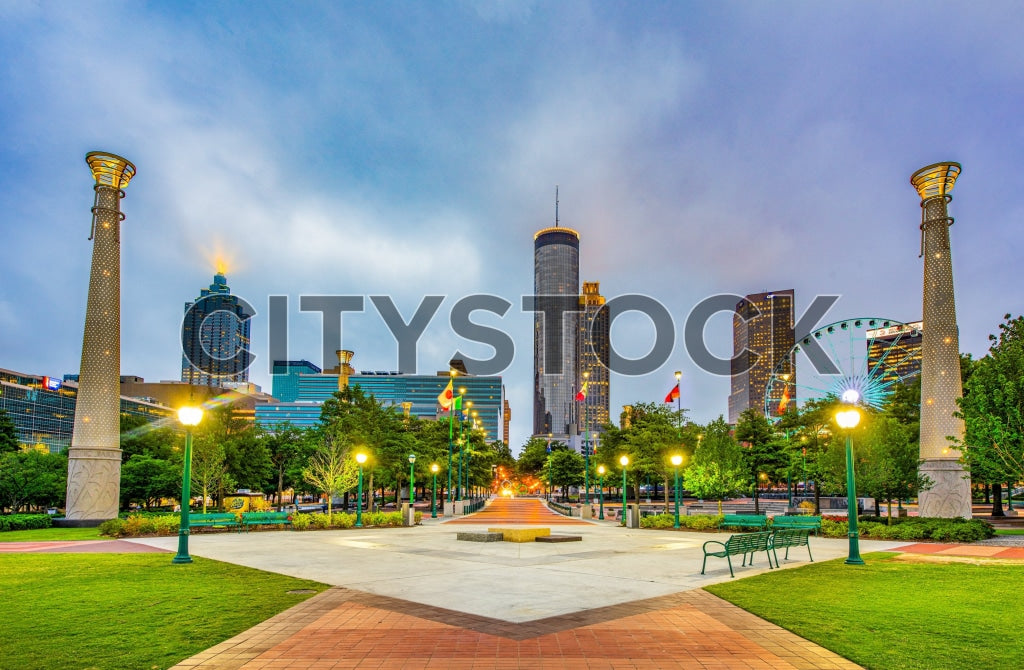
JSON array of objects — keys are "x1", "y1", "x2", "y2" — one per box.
[
  {"x1": 0, "y1": 514, "x2": 54, "y2": 532},
  {"x1": 640, "y1": 513, "x2": 723, "y2": 531},
  {"x1": 99, "y1": 514, "x2": 179, "y2": 537},
  {"x1": 821, "y1": 516, "x2": 994, "y2": 543},
  {"x1": 291, "y1": 510, "x2": 421, "y2": 530}
]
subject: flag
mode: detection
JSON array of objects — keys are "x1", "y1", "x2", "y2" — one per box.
[
  {"x1": 453, "y1": 395, "x2": 463, "y2": 412},
  {"x1": 664, "y1": 383, "x2": 680, "y2": 403},
  {"x1": 777, "y1": 383, "x2": 791, "y2": 415},
  {"x1": 575, "y1": 381, "x2": 588, "y2": 402},
  {"x1": 437, "y1": 379, "x2": 454, "y2": 409}
]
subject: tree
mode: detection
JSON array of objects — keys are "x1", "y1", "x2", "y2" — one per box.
[
  {"x1": 858, "y1": 413, "x2": 929, "y2": 522},
  {"x1": 684, "y1": 416, "x2": 747, "y2": 513},
  {"x1": 120, "y1": 414, "x2": 178, "y2": 462},
  {"x1": 120, "y1": 454, "x2": 179, "y2": 509},
  {"x1": 302, "y1": 427, "x2": 358, "y2": 519},
  {"x1": 190, "y1": 435, "x2": 233, "y2": 513},
  {"x1": 0, "y1": 408, "x2": 20, "y2": 453},
  {"x1": 791, "y1": 396, "x2": 840, "y2": 513},
  {"x1": 258, "y1": 423, "x2": 309, "y2": 510},
  {"x1": 734, "y1": 408, "x2": 789, "y2": 514},
  {"x1": 549, "y1": 449, "x2": 584, "y2": 498},
  {"x1": 517, "y1": 436, "x2": 555, "y2": 477},
  {"x1": 957, "y1": 314, "x2": 1024, "y2": 514},
  {"x1": 600, "y1": 402, "x2": 690, "y2": 503},
  {"x1": 0, "y1": 450, "x2": 67, "y2": 512}
]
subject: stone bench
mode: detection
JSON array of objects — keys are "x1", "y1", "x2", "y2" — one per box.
[
  {"x1": 457, "y1": 531, "x2": 504, "y2": 542},
  {"x1": 488, "y1": 527, "x2": 551, "y2": 543}
]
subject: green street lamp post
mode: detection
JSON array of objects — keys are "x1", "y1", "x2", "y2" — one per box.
[
  {"x1": 355, "y1": 452, "x2": 367, "y2": 527},
  {"x1": 671, "y1": 454, "x2": 682, "y2": 529},
  {"x1": 582, "y1": 371, "x2": 590, "y2": 504},
  {"x1": 619, "y1": 455, "x2": 629, "y2": 527},
  {"x1": 546, "y1": 433, "x2": 552, "y2": 501},
  {"x1": 836, "y1": 401, "x2": 864, "y2": 566},
  {"x1": 597, "y1": 465, "x2": 606, "y2": 520},
  {"x1": 173, "y1": 406, "x2": 204, "y2": 565},
  {"x1": 431, "y1": 463, "x2": 439, "y2": 518}
]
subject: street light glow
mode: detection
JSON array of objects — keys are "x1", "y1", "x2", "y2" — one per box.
[
  {"x1": 597, "y1": 465, "x2": 606, "y2": 475},
  {"x1": 177, "y1": 406, "x2": 203, "y2": 426},
  {"x1": 841, "y1": 389, "x2": 861, "y2": 404},
  {"x1": 356, "y1": 452, "x2": 367, "y2": 464},
  {"x1": 670, "y1": 454, "x2": 682, "y2": 466},
  {"x1": 431, "y1": 463, "x2": 439, "y2": 473},
  {"x1": 619, "y1": 455, "x2": 629, "y2": 467},
  {"x1": 836, "y1": 408, "x2": 861, "y2": 429}
]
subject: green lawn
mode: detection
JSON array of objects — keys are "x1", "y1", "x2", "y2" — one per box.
[
  {"x1": 706, "y1": 553, "x2": 1024, "y2": 670},
  {"x1": 0, "y1": 553, "x2": 327, "y2": 670},
  {"x1": 994, "y1": 528, "x2": 1024, "y2": 535},
  {"x1": 0, "y1": 526, "x2": 105, "y2": 541}
]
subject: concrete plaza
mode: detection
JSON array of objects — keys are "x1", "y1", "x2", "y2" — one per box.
[{"x1": 125, "y1": 499, "x2": 912, "y2": 669}]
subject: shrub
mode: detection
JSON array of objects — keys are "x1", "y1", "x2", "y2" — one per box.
[
  {"x1": 98, "y1": 518, "x2": 125, "y2": 537},
  {"x1": 309, "y1": 513, "x2": 331, "y2": 529},
  {"x1": 0, "y1": 514, "x2": 54, "y2": 532},
  {"x1": 290, "y1": 513, "x2": 311, "y2": 530},
  {"x1": 683, "y1": 514, "x2": 724, "y2": 531},
  {"x1": 640, "y1": 514, "x2": 674, "y2": 529}
]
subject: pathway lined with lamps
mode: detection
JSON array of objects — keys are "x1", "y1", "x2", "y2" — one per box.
[{"x1": 443, "y1": 497, "x2": 590, "y2": 525}]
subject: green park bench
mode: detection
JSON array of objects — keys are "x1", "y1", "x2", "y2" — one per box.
[
  {"x1": 718, "y1": 514, "x2": 768, "y2": 531},
  {"x1": 188, "y1": 513, "x2": 240, "y2": 530},
  {"x1": 770, "y1": 528, "x2": 814, "y2": 566},
  {"x1": 771, "y1": 515, "x2": 821, "y2": 535},
  {"x1": 701, "y1": 531, "x2": 774, "y2": 578},
  {"x1": 241, "y1": 511, "x2": 292, "y2": 531}
]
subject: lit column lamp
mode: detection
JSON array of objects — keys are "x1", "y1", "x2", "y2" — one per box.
[
  {"x1": 172, "y1": 406, "x2": 203, "y2": 565},
  {"x1": 671, "y1": 454, "x2": 683, "y2": 529},
  {"x1": 582, "y1": 370, "x2": 590, "y2": 504},
  {"x1": 835, "y1": 396, "x2": 864, "y2": 566},
  {"x1": 597, "y1": 465, "x2": 606, "y2": 520},
  {"x1": 355, "y1": 452, "x2": 367, "y2": 527}
]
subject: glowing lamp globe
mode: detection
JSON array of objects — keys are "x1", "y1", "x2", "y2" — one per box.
[
  {"x1": 355, "y1": 453, "x2": 367, "y2": 464},
  {"x1": 671, "y1": 454, "x2": 683, "y2": 467},
  {"x1": 835, "y1": 409, "x2": 861, "y2": 429},
  {"x1": 178, "y1": 407, "x2": 203, "y2": 427}
]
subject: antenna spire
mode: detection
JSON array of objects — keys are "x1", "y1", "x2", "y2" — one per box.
[{"x1": 555, "y1": 185, "x2": 559, "y2": 227}]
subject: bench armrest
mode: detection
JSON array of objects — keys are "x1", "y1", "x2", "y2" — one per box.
[{"x1": 702, "y1": 540, "x2": 727, "y2": 552}]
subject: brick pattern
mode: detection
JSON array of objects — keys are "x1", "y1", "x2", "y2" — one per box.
[{"x1": 173, "y1": 587, "x2": 861, "y2": 670}]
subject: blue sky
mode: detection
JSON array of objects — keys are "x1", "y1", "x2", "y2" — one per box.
[{"x1": 2, "y1": 1, "x2": 1022, "y2": 451}]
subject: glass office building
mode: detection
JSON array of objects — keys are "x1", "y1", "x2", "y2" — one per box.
[
  {"x1": 181, "y1": 272, "x2": 253, "y2": 387},
  {"x1": 578, "y1": 281, "x2": 609, "y2": 434},
  {"x1": 533, "y1": 226, "x2": 580, "y2": 436},
  {"x1": 0, "y1": 367, "x2": 171, "y2": 453},
  {"x1": 728, "y1": 290, "x2": 796, "y2": 423},
  {"x1": 258, "y1": 368, "x2": 503, "y2": 440}
]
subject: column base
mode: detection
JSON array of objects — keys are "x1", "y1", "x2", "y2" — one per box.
[{"x1": 918, "y1": 459, "x2": 972, "y2": 519}]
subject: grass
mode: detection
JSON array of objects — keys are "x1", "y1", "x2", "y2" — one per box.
[
  {"x1": 994, "y1": 528, "x2": 1024, "y2": 535},
  {"x1": 0, "y1": 553, "x2": 327, "y2": 670},
  {"x1": 706, "y1": 553, "x2": 1024, "y2": 670},
  {"x1": 0, "y1": 526, "x2": 105, "y2": 541}
]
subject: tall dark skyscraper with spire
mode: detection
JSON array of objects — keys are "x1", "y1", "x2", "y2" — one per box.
[
  {"x1": 180, "y1": 271, "x2": 253, "y2": 387},
  {"x1": 533, "y1": 200, "x2": 580, "y2": 437}
]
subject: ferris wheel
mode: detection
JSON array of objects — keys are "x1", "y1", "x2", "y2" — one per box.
[{"x1": 763, "y1": 318, "x2": 921, "y2": 420}]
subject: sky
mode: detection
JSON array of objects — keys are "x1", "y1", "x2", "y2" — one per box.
[{"x1": 1, "y1": 1, "x2": 1022, "y2": 452}]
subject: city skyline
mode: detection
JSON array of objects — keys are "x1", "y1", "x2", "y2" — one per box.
[{"x1": 2, "y1": 3, "x2": 1022, "y2": 451}]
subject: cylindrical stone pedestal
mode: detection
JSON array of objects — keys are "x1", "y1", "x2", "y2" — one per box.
[
  {"x1": 911, "y1": 162, "x2": 971, "y2": 519},
  {"x1": 64, "y1": 153, "x2": 136, "y2": 524}
]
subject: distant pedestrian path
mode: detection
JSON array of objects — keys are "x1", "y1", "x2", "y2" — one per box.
[
  {"x1": 444, "y1": 497, "x2": 590, "y2": 525},
  {"x1": 0, "y1": 540, "x2": 170, "y2": 553}
]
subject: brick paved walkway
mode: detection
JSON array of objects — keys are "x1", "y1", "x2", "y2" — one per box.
[
  {"x1": 172, "y1": 586, "x2": 860, "y2": 670},
  {"x1": 894, "y1": 542, "x2": 1024, "y2": 560},
  {"x1": 444, "y1": 497, "x2": 591, "y2": 525},
  {"x1": 0, "y1": 539, "x2": 171, "y2": 553}
]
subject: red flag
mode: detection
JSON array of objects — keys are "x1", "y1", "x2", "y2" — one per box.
[
  {"x1": 575, "y1": 381, "x2": 588, "y2": 402},
  {"x1": 777, "y1": 383, "x2": 791, "y2": 415},
  {"x1": 664, "y1": 383, "x2": 680, "y2": 403}
]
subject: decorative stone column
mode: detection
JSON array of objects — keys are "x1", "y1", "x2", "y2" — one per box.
[
  {"x1": 911, "y1": 162, "x2": 971, "y2": 519},
  {"x1": 64, "y1": 152, "x2": 136, "y2": 524}
]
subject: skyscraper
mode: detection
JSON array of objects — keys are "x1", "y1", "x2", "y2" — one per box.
[
  {"x1": 728, "y1": 290, "x2": 795, "y2": 423},
  {"x1": 181, "y1": 272, "x2": 253, "y2": 387},
  {"x1": 578, "y1": 281, "x2": 609, "y2": 434},
  {"x1": 865, "y1": 321, "x2": 923, "y2": 389},
  {"x1": 533, "y1": 225, "x2": 580, "y2": 436}
]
